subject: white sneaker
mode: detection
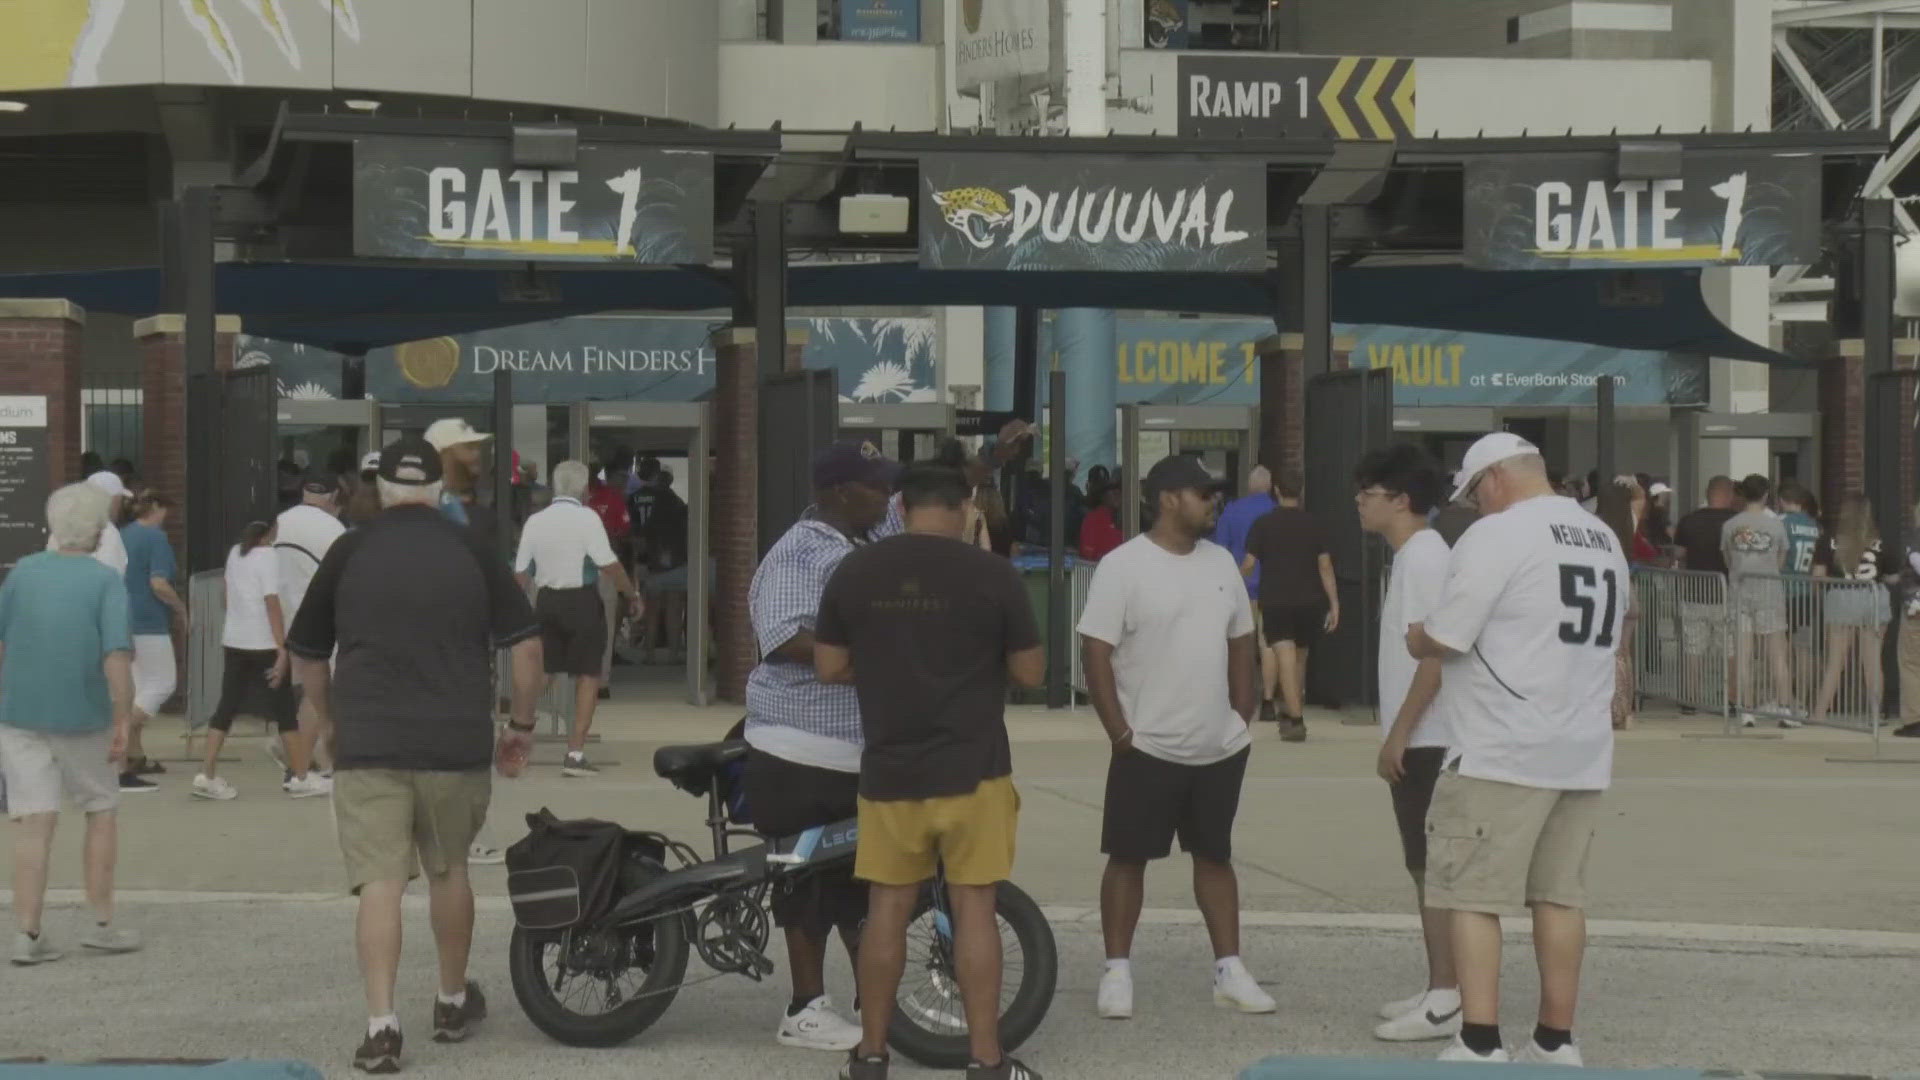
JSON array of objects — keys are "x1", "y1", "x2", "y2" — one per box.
[
  {"x1": 1097, "y1": 967, "x2": 1134, "y2": 1019},
  {"x1": 78, "y1": 924, "x2": 142, "y2": 954},
  {"x1": 1437, "y1": 1036, "x2": 1509, "y2": 1063},
  {"x1": 1515, "y1": 1039, "x2": 1583, "y2": 1067},
  {"x1": 1378, "y1": 988, "x2": 1428, "y2": 1020},
  {"x1": 1374, "y1": 999, "x2": 1463, "y2": 1042},
  {"x1": 468, "y1": 843, "x2": 505, "y2": 866},
  {"x1": 11, "y1": 932, "x2": 62, "y2": 966},
  {"x1": 191, "y1": 774, "x2": 237, "y2": 801},
  {"x1": 286, "y1": 773, "x2": 333, "y2": 799},
  {"x1": 1212, "y1": 958, "x2": 1276, "y2": 1014},
  {"x1": 1778, "y1": 715, "x2": 1805, "y2": 730},
  {"x1": 775, "y1": 995, "x2": 862, "y2": 1051}
]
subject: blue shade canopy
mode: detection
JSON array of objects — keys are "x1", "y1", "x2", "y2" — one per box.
[{"x1": 0, "y1": 260, "x2": 1787, "y2": 363}]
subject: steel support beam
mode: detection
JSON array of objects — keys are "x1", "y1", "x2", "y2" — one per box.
[
  {"x1": 1773, "y1": 31, "x2": 1847, "y2": 128},
  {"x1": 1300, "y1": 203, "x2": 1333, "y2": 381},
  {"x1": 1774, "y1": 0, "x2": 1920, "y2": 27},
  {"x1": 752, "y1": 200, "x2": 787, "y2": 378},
  {"x1": 1047, "y1": 368, "x2": 1069, "y2": 710},
  {"x1": 492, "y1": 368, "x2": 513, "y2": 549},
  {"x1": 1011, "y1": 308, "x2": 1041, "y2": 421},
  {"x1": 1596, "y1": 376, "x2": 1617, "y2": 488}
]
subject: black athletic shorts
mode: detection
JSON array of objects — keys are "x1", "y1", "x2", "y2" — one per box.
[
  {"x1": 744, "y1": 748, "x2": 866, "y2": 935},
  {"x1": 535, "y1": 585, "x2": 606, "y2": 677},
  {"x1": 207, "y1": 647, "x2": 297, "y2": 733},
  {"x1": 1101, "y1": 745, "x2": 1250, "y2": 863},
  {"x1": 1389, "y1": 746, "x2": 1449, "y2": 873},
  {"x1": 1261, "y1": 603, "x2": 1324, "y2": 647}
]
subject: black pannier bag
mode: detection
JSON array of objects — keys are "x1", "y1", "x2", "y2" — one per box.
[{"x1": 506, "y1": 809, "x2": 668, "y2": 930}]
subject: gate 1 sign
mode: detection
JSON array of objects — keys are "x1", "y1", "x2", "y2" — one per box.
[
  {"x1": 353, "y1": 135, "x2": 714, "y2": 264},
  {"x1": 1464, "y1": 153, "x2": 1822, "y2": 270},
  {"x1": 1177, "y1": 55, "x2": 1416, "y2": 140},
  {"x1": 918, "y1": 154, "x2": 1267, "y2": 273},
  {"x1": 0, "y1": 396, "x2": 49, "y2": 575}
]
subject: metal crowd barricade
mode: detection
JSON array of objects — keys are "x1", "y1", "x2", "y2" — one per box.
[
  {"x1": 1730, "y1": 570, "x2": 1890, "y2": 736},
  {"x1": 495, "y1": 648, "x2": 577, "y2": 739},
  {"x1": 1069, "y1": 559, "x2": 1096, "y2": 698},
  {"x1": 1631, "y1": 566, "x2": 1731, "y2": 719}
]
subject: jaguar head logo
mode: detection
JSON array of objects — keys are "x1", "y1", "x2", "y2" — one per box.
[
  {"x1": 1145, "y1": 0, "x2": 1185, "y2": 46},
  {"x1": 932, "y1": 186, "x2": 1014, "y2": 250}
]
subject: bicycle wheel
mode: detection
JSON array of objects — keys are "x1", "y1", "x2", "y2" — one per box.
[
  {"x1": 508, "y1": 912, "x2": 690, "y2": 1048},
  {"x1": 886, "y1": 879, "x2": 1058, "y2": 1069}
]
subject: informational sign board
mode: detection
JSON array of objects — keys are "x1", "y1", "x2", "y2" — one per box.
[
  {"x1": 840, "y1": 0, "x2": 920, "y2": 41},
  {"x1": 918, "y1": 154, "x2": 1268, "y2": 272},
  {"x1": 353, "y1": 135, "x2": 714, "y2": 264},
  {"x1": 955, "y1": 0, "x2": 1050, "y2": 90},
  {"x1": 1464, "y1": 152, "x2": 1823, "y2": 270},
  {"x1": 1177, "y1": 55, "x2": 1415, "y2": 140},
  {"x1": 0, "y1": 396, "x2": 50, "y2": 575}
]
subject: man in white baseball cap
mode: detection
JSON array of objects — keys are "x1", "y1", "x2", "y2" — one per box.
[
  {"x1": 423, "y1": 420, "x2": 492, "y2": 530},
  {"x1": 47, "y1": 471, "x2": 131, "y2": 575}
]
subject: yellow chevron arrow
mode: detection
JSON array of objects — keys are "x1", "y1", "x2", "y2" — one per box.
[
  {"x1": 1318, "y1": 56, "x2": 1360, "y2": 139},
  {"x1": 1357, "y1": 57, "x2": 1395, "y2": 139},
  {"x1": 1390, "y1": 59, "x2": 1417, "y2": 136}
]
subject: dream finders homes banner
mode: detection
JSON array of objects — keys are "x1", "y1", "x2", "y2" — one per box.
[
  {"x1": 353, "y1": 135, "x2": 715, "y2": 264},
  {"x1": 919, "y1": 154, "x2": 1267, "y2": 272},
  {"x1": 1464, "y1": 151, "x2": 1821, "y2": 270}
]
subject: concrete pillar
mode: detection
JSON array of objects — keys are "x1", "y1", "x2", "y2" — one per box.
[
  {"x1": 0, "y1": 300, "x2": 85, "y2": 567},
  {"x1": 1054, "y1": 308, "x2": 1116, "y2": 469},
  {"x1": 982, "y1": 307, "x2": 1016, "y2": 413},
  {"x1": 136, "y1": 313, "x2": 239, "y2": 558},
  {"x1": 1256, "y1": 332, "x2": 1355, "y2": 482}
]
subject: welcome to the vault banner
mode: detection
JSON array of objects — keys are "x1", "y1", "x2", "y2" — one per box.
[
  {"x1": 1464, "y1": 151, "x2": 1822, "y2": 270},
  {"x1": 352, "y1": 135, "x2": 714, "y2": 264},
  {"x1": 917, "y1": 153, "x2": 1268, "y2": 273}
]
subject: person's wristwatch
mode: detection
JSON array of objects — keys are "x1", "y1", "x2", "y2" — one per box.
[{"x1": 506, "y1": 718, "x2": 537, "y2": 734}]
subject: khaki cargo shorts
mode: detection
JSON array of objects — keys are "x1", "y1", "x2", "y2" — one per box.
[
  {"x1": 1424, "y1": 768, "x2": 1601, "y2": 915},
  {"x1": 334, "y1": 769, "x2": 491, "y2": 893},
  {"x1": 856, "y1": 776, "x2": 1019, "y2": 887}
]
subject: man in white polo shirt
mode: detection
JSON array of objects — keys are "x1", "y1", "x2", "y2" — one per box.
[
  {"x1": 274, "y1": 474, "x2": 346, "y2": 794},
  {"x1": 1405, "y1": 432, "x2": 1624, "y2": 1067},
  {"x1": 512, "y1": 460, "x2": 641, "y2": 777}
]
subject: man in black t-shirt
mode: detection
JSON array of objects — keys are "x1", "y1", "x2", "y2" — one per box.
[
  {"x1": 1239, "y1": 473, "x2": 1339, "y2": 741},
  {"x1": 288, "y1": 436, "x2": 543, "y2": 1074},
  {"x1": 814, "y1": 463, "x2": 1045, "y2": 1080},
  {"x1": 1670, "y1": 475, "x2": 1739, "y2": 712}
]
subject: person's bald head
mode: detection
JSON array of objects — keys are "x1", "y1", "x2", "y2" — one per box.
[
  {"x1": 1475, "y1": 453, "x2": 1552, "y2": 516},
  {"x1": 1246, "y1": 466, "x2": 1271, "y2": 495},
  {"x1": 1705, "y1": 475, "x2": 1736, "y2": 509}
]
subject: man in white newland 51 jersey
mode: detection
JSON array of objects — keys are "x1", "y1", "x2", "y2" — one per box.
[{"x1": 1405, "y1": 433, "x2": 1626, "y2": 1068}]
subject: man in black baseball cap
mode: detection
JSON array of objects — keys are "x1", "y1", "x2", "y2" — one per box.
[{"x1": 1076, "y1": 453, "x2": 1272, "y2": 1021}]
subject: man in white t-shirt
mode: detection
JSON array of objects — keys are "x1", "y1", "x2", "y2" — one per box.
[
  {"x1": 50, "y1": 471, "x2": 130, "y2": 574},
  {"x1": 1077, "y1": 454, "x2": 1272, "y2": 1023},
  {"x1": 1406, "y1": 433, "x2": 1625, "y2": 1068},
  {"x1": 1354, "y1": 444, "x2": 1460, "y2": 1043},
  {"x1": 275, "y1": 475, "x2": 346, "y2": 791}
]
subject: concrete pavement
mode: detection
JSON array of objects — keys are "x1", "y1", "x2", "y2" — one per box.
[{"x1": 2, "y1": 684, "x2": 1917, "y2": 1077}]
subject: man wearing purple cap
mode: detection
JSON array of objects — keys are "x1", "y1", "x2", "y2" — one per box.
[{"x1": 742, "y1": 439, "x2": 898, "y2": 1053}]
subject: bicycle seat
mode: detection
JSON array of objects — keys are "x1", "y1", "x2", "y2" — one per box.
[{"x1": 653, "y1": 739, "x2": 749, "y2": 794}]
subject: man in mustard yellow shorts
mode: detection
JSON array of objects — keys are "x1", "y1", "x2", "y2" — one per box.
[{"x1": 813, "y1": 461, "x2": 1046, "y2": 1080}]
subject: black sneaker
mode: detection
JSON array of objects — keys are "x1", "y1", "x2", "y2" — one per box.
[
  {"x1": 1258, "y1": 700, "x2": 1279, "y2": 724},
  {"x1": 1894, "y1": 721, "x2": 1920, "y2": 738},
  {"x1": 1279, "y1": 718, "x2": 1308, "y2": 743},
  {"x1": 839, "y1": 1050, "x2": 889, "y2": 1080},
  {"x1": 597, "y1": 686, "x2": 612, "y2": 700},
  {"x1": 118, "y1": 774, "x2": 159, "y2": 794},
  {"x1": 561, "y1": 752, "x2": 599, "y2": 778},
  {"x1": 353, "y1": 1027, "x2": 402, "y2": 1073},
  {"x1": 432, "y1": 980, "x2": 488, "y2": 1043},
  {"x1": 131, "y1": 757, "x2": 167, "y2": 776},
  {"x1": 967, "y1": 1058, "x2": 1042, "y2": 1080}
]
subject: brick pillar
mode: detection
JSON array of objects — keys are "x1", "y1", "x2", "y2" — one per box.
[
  {"x1": 136, "y1": 314, "x2": 239, "y2": 558},
  {"x1": 1255, "y1": 332, "x2": 1357, "y2": 482},
  {"x1": 1823, "y1": 342, "x2": 1866, "y2": 517},
  {"x1": 712, "y1": 328, "x2": 759, "y2": 704},
  {"x1": 0, "y1": 301, "x2": 85, "y2": 549}
]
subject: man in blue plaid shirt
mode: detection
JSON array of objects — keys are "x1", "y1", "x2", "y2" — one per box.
[{"x1": 743, "y1": 440, "x2": 897, "y2": 1054}]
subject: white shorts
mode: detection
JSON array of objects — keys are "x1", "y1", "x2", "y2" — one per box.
[
  {"x1": 0, "y1": 724, "x2": 119, "y2": 818},
  {"x1": 132, "y1": 634, "x2": 177, "y2": 716}
]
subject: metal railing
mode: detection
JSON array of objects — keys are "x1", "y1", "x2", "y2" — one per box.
[
  {"x1": 1069, "y1": 559, "x2": 1096, "y2": 697},
  {"x1": 1632, "y1": 567, "x2": 1891, "y2": 736}
]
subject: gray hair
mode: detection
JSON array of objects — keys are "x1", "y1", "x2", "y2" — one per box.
[
  {"x1": 47, "y1": 481, "x2": 110, "y2": 552},
  {"x1": 551, "y1": 460, "x2": 590, "y2": 501},
  {"x1": 378, "y1": 477, "x2": 443, "y2": 509}
]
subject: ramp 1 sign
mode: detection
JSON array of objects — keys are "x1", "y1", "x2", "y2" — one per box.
[
  {"x1": 1464, "y1": 152, "x2": 1823, "y2": 270},
  {"x1": 0, "y1": 396, "x2": 49, "y2": 575},
  {"x1": 1177, "y1": 55, "x2": 1415, "y2": 140}
]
